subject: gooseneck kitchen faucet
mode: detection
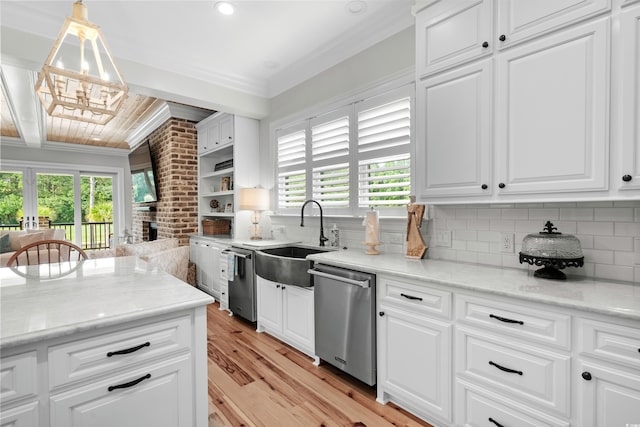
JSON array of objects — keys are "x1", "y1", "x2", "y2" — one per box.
[{"x1": 300, "y1": 199, "x2": 329, "y2": 247}]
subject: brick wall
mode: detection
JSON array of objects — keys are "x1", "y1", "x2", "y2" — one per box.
[{"x1": 132, "y1": 118, "x2": 198, "y2": 246}]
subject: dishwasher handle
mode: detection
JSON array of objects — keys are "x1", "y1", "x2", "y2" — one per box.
[{"x1": 307, "y1": 268, "x2": 370, "y2": 288}]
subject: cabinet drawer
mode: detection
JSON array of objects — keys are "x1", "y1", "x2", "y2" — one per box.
[
  {"x1": 456, "y1": 294, "x2": 570, "y2": 349},
  {"x1": 457, "y1": 379, "x2": 569, "y2": 427},
  {"x1": 577, "y1": 317, "x2": 640, "y2": 368},
  {"x1": 49, "y1": 315, "x2": 191, "y2": 389},
  {"x1": 50, "y1": 354, "x2": 193, "y2": 427},
  {"x1": 0, "y1": 401, "x2": 39, "y2": 427},
  {"x1": 379, "y1": 276, "x2": 451, "y2": 319},
  {"x1": 456, "y1": 326, "x2": 570, "y2": 416},
  {"x1": 0, "y1": 351, "x2": 37, "y2": 404}
]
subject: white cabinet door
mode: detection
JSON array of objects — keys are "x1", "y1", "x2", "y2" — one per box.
[
  {"x1": 204, "y1": 120, "x2": 220, "y2": 152},
  {"x1": 619, "y1": 4, "x2": 640, "y2": 190},
  {"x1": 219, "y1": 114, "x2": 234, "y2": 146},
  {"x1": 416, "y1": 59, "x2": 492, "y2": 198},
  {"x1": 282, "y1": 285, "x2": 314, "y2": 355},
  {"x1": 416, "y1": 0, "x2": 492, "y2": 77},
  {"x1": 256, "y1": 277, "x2": 283, "y2": 334},
  {"x1": 577, "y1": 358, "x2": 640, "y2": 427},
  {"x1": 495, "y1": 18, "x2": 609, "y2": 195},
  {"x1": 50, "y1": 355, "x2": 192, "y2": 427},
  {"x1": 204, "y1": 243, "x2": 221, "y2": 297},
  {"x1": 496, "y1": 0, "x2": 610, "y2": 48},
  {"x1": 377, "y1": 305, "x2": 451, "y2": 424}
]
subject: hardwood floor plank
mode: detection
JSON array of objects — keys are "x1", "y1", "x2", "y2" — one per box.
[{"x1": 206, "y1": 303, "x2": 433, "y2": 427}]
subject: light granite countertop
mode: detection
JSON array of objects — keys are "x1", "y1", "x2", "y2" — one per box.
[
  {"x1": 0, "y1": 256, "x2": 214, "y2": 349},
  {"x1": 307, "y1": 249, "x2": 640, "y2": 321}
]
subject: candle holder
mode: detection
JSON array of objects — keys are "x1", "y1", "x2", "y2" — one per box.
[{"x1": 364, "y1": 241, "x2": 381, "y2": 255}]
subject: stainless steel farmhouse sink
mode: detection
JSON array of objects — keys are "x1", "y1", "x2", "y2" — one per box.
[{"x1": 255, "y1": 245, "x2": 331, "y2": 287}]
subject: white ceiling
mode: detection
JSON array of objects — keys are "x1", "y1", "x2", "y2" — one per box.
[{"x1": 0, "y1": 0, "x2": 414, "y2": 99}]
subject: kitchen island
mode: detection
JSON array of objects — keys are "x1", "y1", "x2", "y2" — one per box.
[{"x1": 0, "y1": 256, "x2": 214, "y2": 427}]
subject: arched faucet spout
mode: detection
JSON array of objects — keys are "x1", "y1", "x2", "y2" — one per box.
[{"x1": 300, "y1": 199, "x2": 329, "y2": 247}]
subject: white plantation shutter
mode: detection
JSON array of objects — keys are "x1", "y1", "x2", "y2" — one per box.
[
  {"x1": 357, "y1": 90, "x2": 411, "y2": 209},
  {"x1": 277, "y1": 127, "x2": 307, "y2": 208},
  {"x1": 311, "y1": 109, "x2": 350, "y2": 208},
  {"x1": 275, "y1": 83, "x2": 413, "y2": 214}
]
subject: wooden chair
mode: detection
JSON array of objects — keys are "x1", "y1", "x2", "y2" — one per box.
[{"x1": 7, "y1": 240, "x2": 87, "y2": 279}]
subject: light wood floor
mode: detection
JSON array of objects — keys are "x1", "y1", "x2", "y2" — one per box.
[{"x1": 206, "y1": 302, "x2": 433, "y2": 427}]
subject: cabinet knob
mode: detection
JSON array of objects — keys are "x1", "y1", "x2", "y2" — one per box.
[
  {"x1": 481, "y1": 184, "x2": 488, "y2": 190},
  {"x1": 482, "y1": 41, "x2": 489, "y2": 48},
  {"x1": 379, "y1": 311, "x2": 385, "y2": 317},
  {"x1": 498, "y1": 182, "x2": 506, "y2": 189},
  {"x1": 499, "y1": 34, "x2": 506, "y2": 42},
  {"x1": 582, "y1": 371, "x2": 592, "y2": 381},
  {"x1": 276, "y1": 284, "x2": 280, "y2": 288},
  {"x1": 622, "y1": 174, "x2": 632, "y2": 182}
]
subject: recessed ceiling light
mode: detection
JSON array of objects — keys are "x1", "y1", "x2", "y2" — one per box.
[
  {"x1": 346, "y1": 0, "x2": 367, "y2": 14},
  {"x1": 215, "y1": 1, "x2": 234, "y2": 15}
]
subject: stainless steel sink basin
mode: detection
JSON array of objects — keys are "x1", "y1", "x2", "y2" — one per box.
[{"x1": 255, "y1": 245, "x2": 330, "y2": 287}]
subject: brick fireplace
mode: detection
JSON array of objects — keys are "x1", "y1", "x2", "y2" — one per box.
[{"x1": 132, "y1": 118, "x2": 199, "y2": 246}]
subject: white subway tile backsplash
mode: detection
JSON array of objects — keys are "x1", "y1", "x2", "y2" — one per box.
[
  {"x1": 477, "y1": 253, "x2": 503, "y2": 266},
  {"x1": 560, "y1": 208, "x2": 594, "y2": 221},
  {"x1": 272, "y1": 202, "x2": 638, "y2": 284},
  {"x1": 614, "y1": 222, "x2": 640, "y2": 236},
  {"x1": 490, "y1": 219, "x2": 515, "y2": 232},
  {"x1": 529, "y1": 208, "x2": 559, "y2": 220},
  {"x1": 477, "y1": 230, "x2": 500, "y2": 242},
  {"x1": 454, "y1": 229, "x2": 477, "y2": 241},
  {"x1": 448, "y1": 219, "x2": 468, "y2": 230},
  {"x1": 594, "y1": 236, "x2": 634, "y2": 251},
  {"x1": 594, "y1": 264, "x2": 634, "y2": 282},
  {"x1": 582, "y1": 248, "x2": 615, "y2": 265},
  {"x1": 615, "y1": 251, "x2": 636, "y2": 266},
  {"x1": 501, "y1": 208, "x2": 530, "y2": 220},
  {"x1": 468, "y1": 219, "x2": 491, "y2": 230},
  {"x1": 577, "y1": 221, "x2": 614, "y2": 236},
  {"x1": 467, "y1": 241, "x2": 490, "y2": 253},
  {"x1": 457, "y1": 251, "x2": 478, "y2": 264},
  {"x1": 576, "y1": 235, "x2": 594, "y2": 249},
  {"x1": 594, "y1": 208, "x2": 634, "y2": 222},
  {"x1": 456, "y1": 208, "x2": 477, "y2": 219}
]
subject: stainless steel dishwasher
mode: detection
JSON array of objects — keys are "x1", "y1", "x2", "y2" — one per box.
[
  {"x1": 227, "y1": 247, "x2": 256, "y2": 322},
  {"x1": 308, "y1": 263, "x2": 376, "y2": 386}
]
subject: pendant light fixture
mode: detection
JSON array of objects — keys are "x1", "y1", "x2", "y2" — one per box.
[{"x1": 35, "y1": 0, "x2": 128, "y2": 125}]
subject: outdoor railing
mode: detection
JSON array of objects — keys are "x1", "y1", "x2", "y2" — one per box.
[{"x1": 0, "y1": 221, "x2": 113, "y2": 250}]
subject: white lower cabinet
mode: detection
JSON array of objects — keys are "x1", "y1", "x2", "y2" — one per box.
[
  {"x1": 376, "y1": 276, "x2": 452, "y2": 425},
  {"x1": 375, "y1": 274, "x2": 640, "y2": 427},
  {"x1": 256, "y1": 276, "x2": 315, "y2": 358},
  {"x1": 0, "y1": 401, "x2": 40, "y2": 427},
  {"x1": 190, "y1": 236, "x2": 230, "y2": 300},
  {"x1": 50, "y1": 355, "x2": 192, "y2": 427},
  {"x1": 377, "y1": 305, "x2": 451, "y2": 424}
]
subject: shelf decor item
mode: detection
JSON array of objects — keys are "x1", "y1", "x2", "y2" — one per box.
[
  {"x1": 35, "y1": 0, "x2": 128, "y2": 125},
  {"x1": 519, "y1": 221, "x2": 584, "y2": 280},
  {"x1": 239, "y1": 187, "x2": 270, "y2": 240},
  {"x1": 220, "y1": 176, "x2": 231, "y2": 191},
  {"x1": 214, "y1": 159, "x2": 233, "y2": 171}
]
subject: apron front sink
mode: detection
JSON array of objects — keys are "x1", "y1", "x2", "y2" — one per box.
[{"x1": 255, "y1": 245, "x2": 330, "y2": 287}]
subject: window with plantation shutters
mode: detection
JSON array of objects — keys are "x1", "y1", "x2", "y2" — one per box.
[
  {"x1": 275, "y1": 83, "x2": 413, "y2": 215},
  {"x1": 311, "y1": 109, "x2": 350, "y2": 208},
  {"x1": 357, "y1": 92, "x2": 411, "y2": 209},
  {"x1": 277, "y1": 127, "x2": 306, "y2": 208}
]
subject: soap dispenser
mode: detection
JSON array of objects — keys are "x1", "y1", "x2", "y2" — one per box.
[{"x1": 329, "y1": 224, "x2": 340, "y2": 247}]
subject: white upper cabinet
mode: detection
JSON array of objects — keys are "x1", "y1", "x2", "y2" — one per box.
[
  {"x1": 414, "y1": 0, "x2": 630, "y2": 203},
  {"x1": 416, "y1": 59, "x2": 493, "y2": 198},
  {"x1": 618, "y1": 3, "x2": 640, "y2": 190},
  {"x1": 416, "y1": 0, "x2": 493, "y2": 77},
  {"x1": 495, "y1": 18, "x2": 609, "y2": 195},
  {"x1": 496, "y1": 0, "x2": 611, "y2": 48}
]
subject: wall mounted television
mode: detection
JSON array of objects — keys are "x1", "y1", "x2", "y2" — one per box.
[{"x1": 129, "y1": 141, "x2": 159, "y2": 203}]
